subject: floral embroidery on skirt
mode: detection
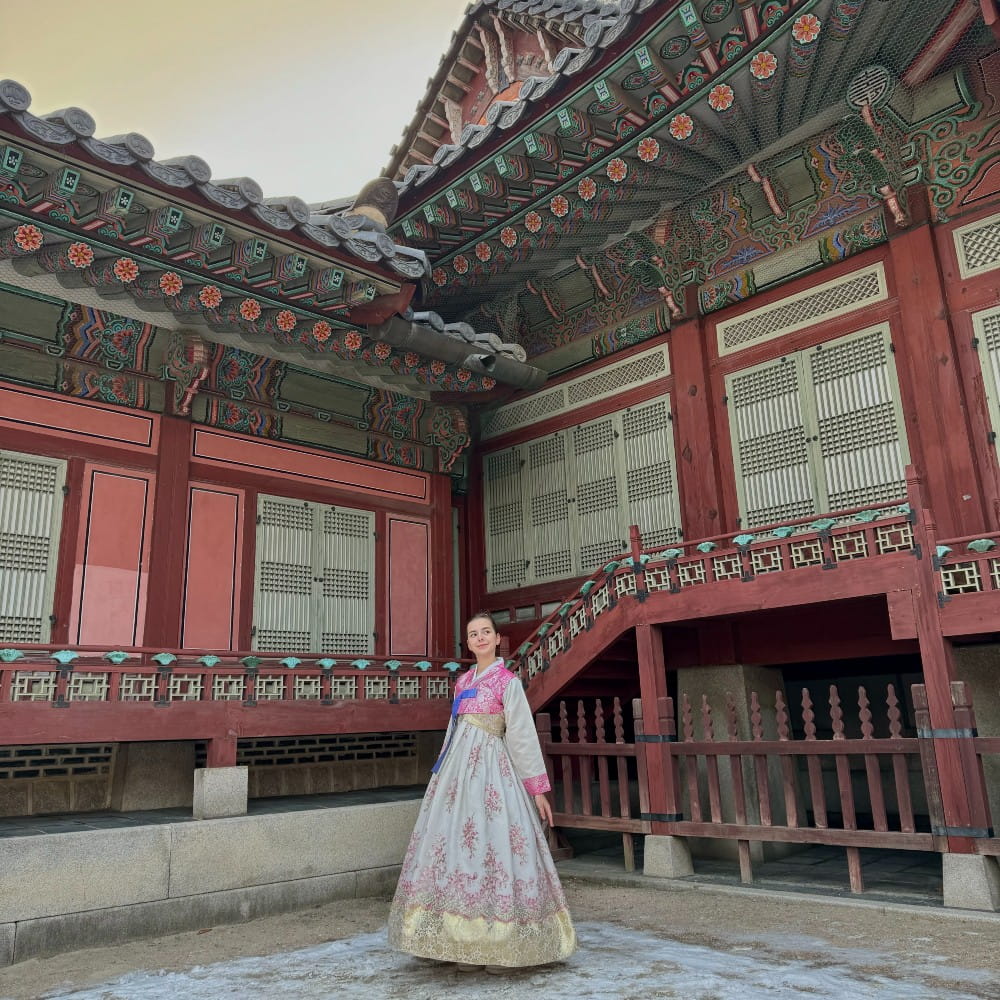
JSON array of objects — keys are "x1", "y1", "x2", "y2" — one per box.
[{"x1": 388, "y1": 719, "x2": 577, "y2": 967}]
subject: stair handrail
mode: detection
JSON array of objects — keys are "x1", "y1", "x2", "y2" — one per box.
[{"x1": 509, "y1": 495, "x2": 913, "y2": 684}]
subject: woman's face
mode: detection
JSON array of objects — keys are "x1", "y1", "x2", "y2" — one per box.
[{"x1": 466, "y1": 617, "x2": 499, "y2": 657}]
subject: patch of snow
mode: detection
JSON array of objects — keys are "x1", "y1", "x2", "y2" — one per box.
[{"x1": 36, "y1": 923, "x2": 992, "y2": 1000}]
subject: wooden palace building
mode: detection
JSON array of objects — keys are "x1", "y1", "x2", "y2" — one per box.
[{"x1": 4, "y1": 0, "x2": 1000, "y2": 909}]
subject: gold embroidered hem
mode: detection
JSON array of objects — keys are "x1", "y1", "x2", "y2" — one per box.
[
  {"x1": 461, "y1": 713, "x2": 506, "y2": 737},
  {"x1": 388, "y1": 904, "x2": 576, "y2": 967}
]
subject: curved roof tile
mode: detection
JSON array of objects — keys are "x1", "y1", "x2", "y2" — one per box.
[{"x1": 0, "y1": 80, "x2": 429, "y2": 278}]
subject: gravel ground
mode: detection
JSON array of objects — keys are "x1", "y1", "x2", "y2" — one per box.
[{"x1": 1, "y1": 881, "x2": 998, "y2": 1000}]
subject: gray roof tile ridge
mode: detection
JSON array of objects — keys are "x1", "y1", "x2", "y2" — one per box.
[{"x1": 0, "y1": 78, "x2": 427, "y2": 276}]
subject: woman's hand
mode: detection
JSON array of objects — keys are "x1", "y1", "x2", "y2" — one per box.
[{"x1": 534, "y1": 793, "x2": 553, "y2": 826}]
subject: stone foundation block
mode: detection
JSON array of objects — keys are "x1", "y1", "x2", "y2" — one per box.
[
  {"x1": 193, "y1": 766, "x2": 248, "y2": 820},
  {"x1": 10, "y1": 872, "x2": 357, "y2": 965},
  {"x1": 0, "y1": 827, "x2": 170, "y2": 923},
  {"x1": 0, "y1": 924, "x2": 13, "y2": 966},
  {"x1": 942, "y1": 854, "x2": 1000, "y2": 911},
  {"x1": 168, "y1": 799, "x2": 419, "y2": 896},
  {"x1": 643, "y1": 835, "x2": 694, "y2": 878},
  {"x1": 356, "y1": 864, "x2": 402, "y2": 899}
]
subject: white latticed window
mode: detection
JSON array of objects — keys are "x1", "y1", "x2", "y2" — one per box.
[
  {"x1": 482, "y1": 394, "x2": 681, "y2": 591},
  {"x1": 0, "y1": 450, "x2": 66, "y2": 644},
  {"x1": 726, "y1": 325, "x2": 909, "y2": 528},
  {"x1": 253, "y1": 495, "x2": 375, "y2": 654},
  {"x1": 972, "y1": 306, "x2": 1000, "y2": 458}
]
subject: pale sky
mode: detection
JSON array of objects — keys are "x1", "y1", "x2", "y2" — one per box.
[{"x1": 1, "y1": 0, "x2": 471, "y2": 204}]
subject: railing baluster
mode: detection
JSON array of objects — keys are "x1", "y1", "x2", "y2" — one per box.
[
  {"x1": 859, "y1": 686, "x2": 888, "y2": 832},
  {"x1": 830, "y1": 684, "x2": 863, "y2": 893},
  {"x1": 751, "y1": 690, "x2": 773, "y2": 827},
  {"x1": 726, "y1": 692, "x2": 753, "y2": 884},
  {"x1": 682, "y1": 693, "x2": 702, "y2": 823},
  {"x1": 578, "y1": 700, "x2": 593, "y2": 817},
  {"x1": 801, "y1": 688, "x2": 827, "y2": 828},
  {"x1": 887, "y1": 684, "x2": 915, "y2": 833}
]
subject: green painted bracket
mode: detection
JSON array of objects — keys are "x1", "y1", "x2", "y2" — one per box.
[
  {"x1": 351, "y1": 658, "x2": 372, "y2": 670},
  {"x1": 385, "y1": 659, "x2": 402, "y2": 671},
  {"x1": 241, "y1": 655, "x2": 262, "y2": 670},
  {"x1": 279, "y1": 657, "x2": 302, "y2": 669},
  {"x1": 853, "y1": 509, "x2": 881, "y2": 523},
  {"x1": 103, "y1": 651, "x2": 129, "y2": 665},
  {"x1": 771, "y1": 526, "x2": 795, "y2": 539},
  {"x1": 414, "y1": 660, "x2": 432, "y2": 671},
  {"x1": 316, "y1": 658, "x2": 337, "y2": 670},
  {"x1": 0, "y1": 649, "x2": 24, "y2": 663},
  {"x1": 809, "y1": 518, "x2": 837, "y2": 532},
  {"x1": 732, "y1": 533, "x2": 756, "y2": 547},
  {"x1": 696, "y1": 541, "x2": 717, "y2": 553},
  {"x1": 152, "y1": 652, "x2": 177, "y2": 666},
  {"x1": 198, "y1": 654, "x2": 221, "y2": 667},
  {"x1": 967, "y1": 538, "x2": 997, "y2": 553},
  {"x1": 443, "y1": 661, "x2": 461, "y2": 673}
]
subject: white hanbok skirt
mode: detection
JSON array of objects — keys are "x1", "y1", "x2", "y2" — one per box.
[{"x1": 388, "y1": 715, "x2": 576, "y2": 967}]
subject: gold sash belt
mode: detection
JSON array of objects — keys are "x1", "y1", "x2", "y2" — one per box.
[{"x1": 461, "y1": 713, "x2": 506, "y2": 738}]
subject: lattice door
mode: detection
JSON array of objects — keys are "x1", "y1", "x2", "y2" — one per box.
[
  {"x1": 254, "y1": 495, "x2": 314, "y2": 652},
  {"x1": 727, "y1": 356, "x2": 817, "y2": 528},
  {"x1": 526, "y1": 433, "x2": 573, "y2": 583},
  {"x1": 0, "y1": 450, "x2": 65, "y2": 643},
  {"x1": 318, "y1": 505, "x2": 374, "y2": 655},
  {"x1": 973, "y1": 306, "x2": 1000, "y2": 465},
  {"x1": 483, "y1": 447, "x2": 528, "y2": 592},
  {"x1": 807, "y1": 325, "x2": 908, "y2": 510},
  {"x1": 621, "y1": 397, "x2": 682, "y2": 549},
  {"x1": 572, "y1": 415, "x2": 625, "y2": 573}
]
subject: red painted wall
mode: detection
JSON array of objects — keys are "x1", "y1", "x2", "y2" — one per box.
[
  {"x1": 183, "y1": 485, "x2": 244, "y2": 650},
  {"x1": 70, "y1": 465, "x2": 155, "y2": 646},
  {"x1": 388, "y1": 518, "x2": 430, "y2": 656}
]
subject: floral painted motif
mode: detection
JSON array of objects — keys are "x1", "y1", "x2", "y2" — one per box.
[
  {"x1": 159, "y1": 272, "x2": 183, "y2": 296},
  {"x1": 453, "y1": 255, "x2": 469, "y2": 275},
  {"x1": 792, "y1": 13, "x2": 821, "y2": 42},
  {"x1": 239, "y1": 298, "x2": 262, "y2": 321},
  {"x1": 485, "y1": 784, "x2": 502, "y2": 820},
  {"x1": 669, "y1": 114, "x2": 694, "y2": 140},
  {"x1": 708, "y1": 83, "x2": 735, "y2": 112},
  {"x1": 373, "y1": 341, "x2": 392, "y2": 360},
  {"x1": 445, "y1": 778, "x2": 459, "y2": 813},
  {"x1": 13, "y1": 224, "x2": 43, "y2": 252},
  {"x1": 67, "y1": 242, "x2": 94, "y2": 269},
  {"x1": 276, "y1": 310, "x2": 296, "y2": 332},
  {"x1": 578, "y1": 177, "x2": 598, "y2": 201},
  {"x1": 475, "y1": 241, "x2": 492, "y2": 262},
  {"x1": 312, "y1": 320, "x2": 332, "y2": 343},
  {"x1": 113, "y1": 258, "x2": 139, "y2": 282},
  {"x1": 456, "y1": 368, "x2": 472, "y2": 383},
  {"x1": 500, "y1": 226, "x2": 518, "y2": 247},
  {"x1": 404, "y1": 351, "x2": 421, "y2": 367},
  {"x1": 461, "y1": 816, "x2": 478, "y2": 857},
  {"x1": 525, "y1": 211, "x2": 543, "y2": 233},
  {"x1": 750, "y1": 51, "x2": 778, "y2": 79},
  {"x1": 482, "y1": 376, "x2": 497, "y2": 391},
  {"x1": 637, "y1": 137, "x2": 660, "y2": 162},
  {"x1": 431, "y1": 360, "x2": 446, "y2": 376},
  {"x1": 344, "y1": 331, "x2": 363, "y2": 351},
  {"x1": 431, "y1": 267, "x2": 448, "y2": 286},
  {"x1": 606, "y1": 157, "x2": 628, "y2": 183},
  {"x1": 199, "y1": 285, "x2": 222, "y2": 309},
  {"x1": 550, "y1": 194, "x2": 570, "y2": 218}
]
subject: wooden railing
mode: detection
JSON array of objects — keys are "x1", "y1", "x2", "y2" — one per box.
[
  {"x1": 510, "y1": 497, "x2": 915, "y2": 685},
  {"x1": 0, "y1": 645, "x2": 464, "y2": 708},
  {"x1": 936, "y1": 530, "x2": 1000, "y2": 599},
  {"x1": 535, "y1": 681, "x2": 1000, "y2": 893},
  {"x1": 536, "y1": 697, "x2": 649, "y2": 871},
  {"x1": 0, "y1": 645, "x2": 464, "y2": 748}
]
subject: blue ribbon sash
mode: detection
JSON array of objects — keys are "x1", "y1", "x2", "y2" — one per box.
[{"x1": 431, "y1": 687, "x2": 478, "y2": 774}]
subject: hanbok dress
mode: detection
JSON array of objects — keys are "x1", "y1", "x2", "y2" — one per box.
[{"x1": 388, "y1": 658, "x2": 577, "y2": 967}]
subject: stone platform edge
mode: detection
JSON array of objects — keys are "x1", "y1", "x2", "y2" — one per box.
[{"x1": 0, "y1": 798, "x2": 418, "y2": 966}]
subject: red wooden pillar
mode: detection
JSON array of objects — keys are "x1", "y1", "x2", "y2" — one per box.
[
  {"x1": 669, "y1": 312, "x2": 727, "y2": 539},
  {"x1": 888, "y1": 197, "x2": 987, "y2": 537},
  {"x1": 144, "y1": 415, "x2": 194, "y2": 647},
  {"x1": 205, "y1": 733, "x2": 237, "y2": 768},
  {"x1": 909, "y1": 470, "x2": 993, "y2": 851},
  {"x1": 635, "y1": 623, "x2": 681, "y2": 830},
  {"x1": 429, "y1": 472, "x2": 455, "y2": 658}
]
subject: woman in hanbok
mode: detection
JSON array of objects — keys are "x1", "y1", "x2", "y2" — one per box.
[{"x1": 388, "y1": 612, "x2": 577, "y2": 970}]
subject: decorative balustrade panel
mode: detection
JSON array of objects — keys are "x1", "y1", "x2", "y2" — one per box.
[
  {"x1": 0, "y1": 647, "x2": 463, "y2": 747},
  {"x1": 936, "y1": 532, "x2": 1000, "y2": 599}
]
